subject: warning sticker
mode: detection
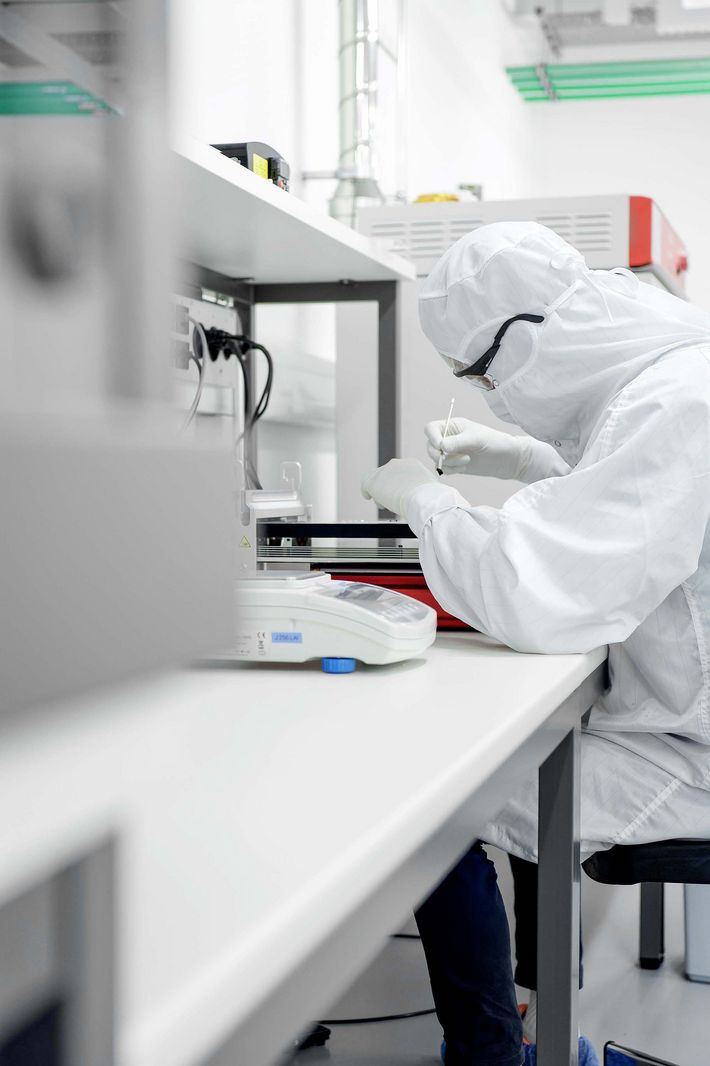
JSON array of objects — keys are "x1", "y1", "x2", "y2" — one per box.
[{"x1": 240, "y1": 536, "x2": 252, "y2": 549}]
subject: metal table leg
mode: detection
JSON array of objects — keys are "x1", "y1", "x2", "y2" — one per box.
[{"x1": 537, "y1": 725, "x2": 581, "y2": 1066}]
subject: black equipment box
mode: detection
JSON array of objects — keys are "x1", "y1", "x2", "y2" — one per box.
[{"x1": 212, "y1": 141, "x2": 290, "y2": 191}]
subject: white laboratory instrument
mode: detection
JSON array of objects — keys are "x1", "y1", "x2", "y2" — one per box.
[
  {"x1": 228, "y1": 572, "x2": 436, "y2": 671},
  {"x1": 358, "y1": 194, "x2": 688, "y2": 296}
]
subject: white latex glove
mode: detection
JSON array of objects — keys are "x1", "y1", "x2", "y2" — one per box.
[
  {"x1": 425, "y1": 417, "x2": 530, "y2": 480},
  {"x1": 361, "y1": 457, "x2": 437, "y2": 517}
]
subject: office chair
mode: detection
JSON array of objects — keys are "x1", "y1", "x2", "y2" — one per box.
[{"x1": 583, "y1": 838, "x2": 710, "y2": 1066}]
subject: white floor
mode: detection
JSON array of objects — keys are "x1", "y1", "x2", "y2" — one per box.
[{"x1": 293, "y1": 848, "x2": 709, "y2": 1066}]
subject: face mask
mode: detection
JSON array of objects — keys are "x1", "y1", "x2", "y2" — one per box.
[
  {"x1": 480, "y1": 321, "x2": 541, "y2": 426},
  {"x1": 479, "y1": 280, "x2": 583, "y2": 428},
  {"x1": 484, "y1": 384, "x2": 516, "y2": 424}
]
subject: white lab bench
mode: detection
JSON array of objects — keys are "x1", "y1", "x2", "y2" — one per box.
[{"x1": 0, "y1": 633, "x2": 606, "y2": 1066}]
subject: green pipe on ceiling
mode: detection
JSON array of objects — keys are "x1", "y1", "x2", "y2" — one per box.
[
  {"x1": 0, "y1": 80, "x2": 111, "y2": 115},
  {"x1": 521, "y1": 86, "x2": 710, "y2": 100},
  {"x1": 561, "y1": 85, "x2": 710, "y2": 96},
  {"x1": 507, "y1": 57, "x2": 710, "y2": 101},
  {"x1": 510, "y1": 59, "x2": 710, "y2": 76},
  {"x1": 554, "y1": 63, "x2": 710, "y2": 77},
  {"x1": 549, "y1": 72, "x2": 710, "y2": 85},
  {"x1": 549, "y1": 79, "x2": 710, "y2": 90}
]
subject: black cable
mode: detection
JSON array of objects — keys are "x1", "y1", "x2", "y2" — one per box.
[
  {"x1": 204, "y1": 329, "x2": 274, "y2": 490},
  {"x1": 245, "y1": 340, "x2": 273, "y2": 422},
  {"x1": 239, "y1": 341, "x2": 272, "y2": 489},
  {"x1": 319, "y1": 1008, "x2": 435, "y2": 1026},
  {"x1": 203, "y1": 331, "x2": 260, "y2": 489},
  {"x1": 203, "y1": 328, "x2": 274, "y2": 426},
  {"x1": 180, "y1": 323, "x2": 207, "y2": 432},
  {"x1": 225, "y1": 340, "x2": 250, "y2": 416},
  {"x1": 318, "y1": 934, "x2": 434, "y2": 1028},
  {"x1": 234, "y1": 352, "x2": 262, "y2": 490}
]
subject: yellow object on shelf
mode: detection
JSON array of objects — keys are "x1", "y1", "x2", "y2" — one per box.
[
  {"x1": 252, "y1": 153, "x2": 269, "y2": 180},
  {"x1": 415, "y1": 193, "x2": 460, "y2": 203}
]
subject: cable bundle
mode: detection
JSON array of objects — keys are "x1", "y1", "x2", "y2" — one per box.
[{"x1": 181, "y1": 321, "x2": 274, "y2": 490}]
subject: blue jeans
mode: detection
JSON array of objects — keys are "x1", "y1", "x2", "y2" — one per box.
[
  {"x1": 415, "y1": 842, "x2": 523, "y2": 1066},
  {"x1": 508, "y1": 854, "x2": 584, "y2": 992}
]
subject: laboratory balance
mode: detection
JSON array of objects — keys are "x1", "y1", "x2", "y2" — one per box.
[
  {"x1": 227, "y1": 463, "x2": 438, "y2": 671},
  {"x1": 229, "y1": 571, "x2": 436, "y2": 672}
]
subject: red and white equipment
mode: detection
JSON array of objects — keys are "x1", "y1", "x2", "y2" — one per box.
[{"x1": 359, "y1": 194, "x2": 688, "y2": 297}]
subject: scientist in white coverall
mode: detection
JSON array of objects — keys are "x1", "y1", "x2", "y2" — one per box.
[{"x1": 361, "y1": 221, "x2": 710, "y2": 1066}]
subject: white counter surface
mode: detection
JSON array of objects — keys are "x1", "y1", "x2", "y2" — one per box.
[{"x1": 0, "y1": 633, "x2": 606, "y2": 1066}]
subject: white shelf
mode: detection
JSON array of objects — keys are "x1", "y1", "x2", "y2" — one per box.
[{"x1": 173, "y1": 136, "x2": 415, "y2": 285}]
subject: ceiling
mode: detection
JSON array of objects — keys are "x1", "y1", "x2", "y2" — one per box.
[{"x1": 507, "y1": 1, "x2": 710, "y2": 51}]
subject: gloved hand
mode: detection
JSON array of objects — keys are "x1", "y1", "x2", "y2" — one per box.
[
  {"x1": 425, "y1": 417, "x2": 529, "y2": 480},
  {"x1": 361, "y1": 457, "x2": 437, "y2": 517}
]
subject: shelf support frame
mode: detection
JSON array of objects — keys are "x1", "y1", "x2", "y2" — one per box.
[
  {"x1": 178, "y1": 268, "x2": 400, "y2": 514},
  {"x1": 253, "y1": 279, "x2": 398, "y2": 470}
]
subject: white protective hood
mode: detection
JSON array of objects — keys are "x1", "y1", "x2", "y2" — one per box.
[{"x1": 418, "y1": 221, "x2": 710, "y2": 466}]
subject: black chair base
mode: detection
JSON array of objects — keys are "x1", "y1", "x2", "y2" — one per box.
[
  {"x1": 638, "y1": 883, "x2": 665, "y2": 970},
  {"x1": 639, "y1": 956, "x2": 664, "y2": 971},
  {"x1": 584, "y1": 838, "x2": 710, "y2": 1064},
  {"x1": 605, "y1": 1041, "x2": 680, "y2": 1065}
]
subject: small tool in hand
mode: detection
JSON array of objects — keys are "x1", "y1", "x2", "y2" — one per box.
[{"x1": 436, "y1": 398, "x2": 456, "y2": 475}]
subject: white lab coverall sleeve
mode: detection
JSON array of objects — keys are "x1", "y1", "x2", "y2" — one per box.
[
  {"x1": 408, "y1": 372, "x2": 710, "y2": 655},
  {"x1": 519, "y1": 437, "x2": 570, "y2": 484}
]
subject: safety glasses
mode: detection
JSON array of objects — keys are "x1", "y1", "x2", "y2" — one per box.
[{"x1": 452, "y1": 313, "x2": 545, "y2": 390}]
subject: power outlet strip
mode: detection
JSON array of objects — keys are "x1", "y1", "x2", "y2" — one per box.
[{"x1": 170, "y1": 293, "x2": 242, "y2": 391}]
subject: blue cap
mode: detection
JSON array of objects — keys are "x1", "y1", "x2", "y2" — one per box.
[{"x1": 321, "y1": 657, "x2": 357, "y2": 674}]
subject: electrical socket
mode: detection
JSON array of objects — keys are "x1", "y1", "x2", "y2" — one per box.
[
  {"x1": 201, "y1": 349, "x2": 239, "y2": 389},
  {"x1": 170, "y1": 292, "x2": 242, "y2": 390}
]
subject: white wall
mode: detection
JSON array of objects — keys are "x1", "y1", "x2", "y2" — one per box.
[
  {"x1": 169, "y1": 0, "x2": 339, "y2": 517},
  {"x1": 402, "y1": 0, "x2": 535, "y2": 202},
  {"x1": 168, "y1": 0, "x2": 301, "y2": 169},
  {"x1": 169, "y1": 0, "x2": 537, "y2": 518},
  {"x1": 337, "y1": 0, "x2": 538, "y2": 518},
  {"x1": 526, "y1": 95, "x2": 710, "y2": 311}
]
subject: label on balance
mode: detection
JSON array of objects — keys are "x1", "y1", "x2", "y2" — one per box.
[
  {"x1": 232, "y1": 630, "x2": 303, "y2": 658},
  {"x1": 234, "y1": 632, "x2": 254, "y2": 657},
  {"x1": 271, "y1": 632, "x2": 303, "y2": 644},
  {"x1": 234, "y1": 630, "x2": 270, "y2": 657}
]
